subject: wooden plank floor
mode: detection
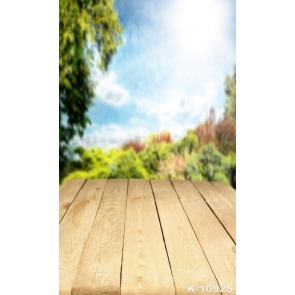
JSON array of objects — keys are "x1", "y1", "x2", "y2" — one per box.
[{"x1": 60, "y1": 179, "x2": 236, "y2": 295}]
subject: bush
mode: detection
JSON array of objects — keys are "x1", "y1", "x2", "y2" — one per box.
[
  {"x1": 109, "y1": 149, "x2": 149, "y2": 179},
  {"x1": 139, "y1": 142, "x2": 174, "y2": 175},
  {"x1": 184, "y1": 153, "x2": 203, "y2": 181},
  {"x1": 175, "y1": 131, "x2": 198, "y2": 156},
  {"x1": 198, "y1": 143, "x2": 229, "y2": 183}
]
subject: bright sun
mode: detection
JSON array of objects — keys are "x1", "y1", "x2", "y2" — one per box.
[{"x1": 166, "y1": 0, "x2": 227, "y2": 54}]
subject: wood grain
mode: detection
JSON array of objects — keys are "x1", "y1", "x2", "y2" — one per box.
[
  {"x1": 59, "y1": 179, "x2": 107, "y2": 295},
  {"x1": 59, "y1": 179, "x2": 86, "y2": 223},
  {"x1": 121, "y1": 179, "x2": 175, "y2": 295},
  {"x1": 211, "y1": 182, "x2": 236, "y2": 207},
  {"x1": 151, "y1": 179, "x2": 219, "y2": 295},
  {"x1": 192, "y1": 181, "x2": 236, "y2": 243},
  {"x1": 72, "y1": 179, "x2": 128, "y2": 295},
  {"x1": 172, "y1": 180, "x2": 236, "y2": 295}
]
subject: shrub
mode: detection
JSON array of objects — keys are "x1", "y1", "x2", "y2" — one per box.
[
  {"x1": 184, "y1": 153, "x2": 203, "y2": 181},
  {"x1": 175, "y1": 131, "x2": 198, "y2": 156},
  {"x1": 198, "y1": 143, "x2": 229, "y2": 183},
  {"x1": 109, "y1": 149, "x2": 149, "y2": 179},
  {"x1": 139, "y1": 142, "x2": 174, "y2": 175}
]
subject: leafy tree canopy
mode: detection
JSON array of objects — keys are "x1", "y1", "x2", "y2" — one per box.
[{"x1": 59, "y1": 0, "x2": 123, "y2": 176}]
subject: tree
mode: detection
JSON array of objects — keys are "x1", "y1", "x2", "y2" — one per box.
[
  {"x1": 59, "y1": 0, "x2": 123, "y2": 179},
  {"x1": 215, "y1": 117, "x2": 236, "y2": 155},
  {"x1": 224, "y1": 65, "x2": 236, "y2": 119}
]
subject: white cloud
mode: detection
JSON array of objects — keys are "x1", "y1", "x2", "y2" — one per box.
[
  {"x1": 216, "y1": 108, "x2": 225, "y2": 122},
  {"x1": 147, "y1": 82, "x2": 218, "y2": 122},
  {"x1": 94, "y1": 71, "x2": 129, "y2": 106}
]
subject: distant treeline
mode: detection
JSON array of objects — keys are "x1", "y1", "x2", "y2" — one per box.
[{"x1": 61, "y1": 116, "x2": 236, "y2": 188}]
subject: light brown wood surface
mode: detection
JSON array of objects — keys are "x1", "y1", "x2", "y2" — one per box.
[
  {"x1": 172, "y1": 180, "x2": 236, "y2": 295},
  {"x1": 59, "y1": 179, "x2": 86, "y2": 222},
  {"x1": 121, "y1": 179, "x2": 175, "y2": 295},
  {"x1": 151, "y1": 179, "x2": 219, "y2": 295},
  {"x1": 59, "y1": 179, "x2": 236, "y2": 294},
  {"x1": 59, "y1": 179, "x2": 107, "y2": 295},
  {"x1": 212, "y1": 182, "x2": 236, "y2": 207},
  {"x1": 192, "y1": 181, "x2": 236, "y2": 243},
  {"x1": 72, "y1": 179, "x2": 128, "y2": 295}
]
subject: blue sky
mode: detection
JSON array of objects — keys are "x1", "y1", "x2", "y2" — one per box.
[{"x1": 73, "y1": 0, "x2": 236, "y2": 149}]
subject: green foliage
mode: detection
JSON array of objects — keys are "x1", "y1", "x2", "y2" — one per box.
[
  {"x1": 224, "y1": 65, "x2": 236, "y2": 119},
  {"x1": 109, "y1": 149, "x2": 149, "y2": 178},
  {"x1": 81, "y1": 148, "x2": 110, "y2": 171},
  {"x1": 139, "y1": 142, "x2": 174, "y2": 175},
  {"x1": 62, "y1": 147, "x2": 149, "y2": 182},
  {"x1": 198, "y1": 143, "x2": 229, "y2": 183},
  {"x1": 61, "y1": 139, "x2": 235, "y2": 188},
  {"x1": 225, "y1": 152, "x2": 236, "y2": 189},
  {"x1": 184, "y1": 153, "x2": 203, "y2": 181},
  {"x1": 59, "y1": 0, "x2": 123, "y2": 178},
  {"x1": 175, "y1": 131, "x2": 198, "y2": 156},
  {"x1": 62, "y1": 147, "x2": 111, "y2": 183}
]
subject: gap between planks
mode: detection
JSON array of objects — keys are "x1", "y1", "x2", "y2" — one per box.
[
  {"x1": 121, "y1": 179, "x2": 175, "y2": 295},
  {"x1": 192, "y1": 181, "x2": 236, "y2": 244},
  {"x1": 59, "y1": 179, "x2": 86, "y2": 223}
]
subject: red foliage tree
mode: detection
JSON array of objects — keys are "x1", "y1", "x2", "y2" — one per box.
[
  {"x1": 215, "y1": 118, "x2": 236, "y2": 155},
  {"x1": 194, "y1": 121, "x2": 218, "y2": 149},
  {"x1": 121, "y1": 137, "x2": 145, "y2": 153},
  {"x1": 151, "y1": 131, "x2": 173, "y2": 144}
]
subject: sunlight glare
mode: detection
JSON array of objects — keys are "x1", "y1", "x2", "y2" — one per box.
[{"x1": 167, "y1": 0, "x2": 227, "y2": 54}]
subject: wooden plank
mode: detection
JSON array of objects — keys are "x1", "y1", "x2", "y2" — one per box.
[
  {"x1": 59, "y1": 179, "x2": 107, "y2": 295},
  {"x1": 59, "y1": 179, "x2": 86, "y2": 223},
  {"x1": 192, "y1": 181, "x2": 236, "y2": 243},
  {"x1": 172, "y1": 180, "x2": 236, "y2": 295},
  {"x1": 211, "y1": 182, "x2": 236, "y2": 207},
  {"x1": 151, "y1": 179, "x2": 219, "y2": 295},
  {"x1": 121, "y1": 179, "x2": 175, "y2": 295},
  {"x1": 72, "y1": 179, "x2": 128, "y2": 295}
]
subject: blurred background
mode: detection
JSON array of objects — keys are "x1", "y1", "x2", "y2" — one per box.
[{"x1": 59, "y1": 0, "x2": 236, "y2": 187}]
